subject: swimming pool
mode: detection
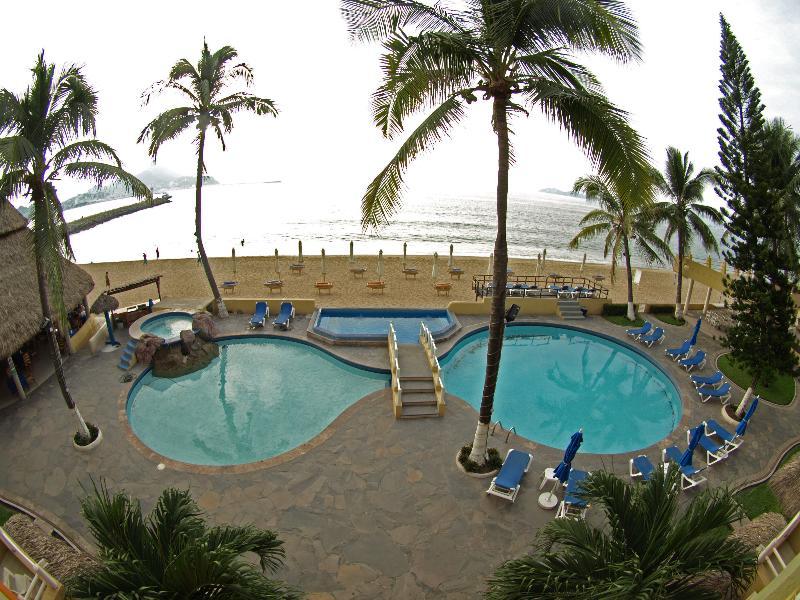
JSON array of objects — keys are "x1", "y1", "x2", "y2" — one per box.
[
  {"x1": 139, "y1": 312, "x2": 194, "y2": 340},
  {"x1": 127, "y1": 337, "x2": 388, "y2": 466},
  {"x1": 312, "y1": 308, "x2": 458, "y2": 344},
  {"x1": 441, "y1": 325, "x2": 681, "y2": 454}
]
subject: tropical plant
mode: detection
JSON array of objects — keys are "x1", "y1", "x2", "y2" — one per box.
[
  {"x1": 569, "y1": 174, "x2": 671, "y2": 321},
  {"x1": 67, "y1": 480, "x2": 299, "y2": 599},
  {"x1": 139, "y1": 41, "x2": 278, "y2": 318},
  {"x1": 341, "y1": 0, "x2": 650, "y2": 465},
  {"x1": 486, "y1": 466, "x2": 756, "y2": 599},
  {"x1": 0, "y1": 52, "x2": 150, "y2": 441},
  {"x1": 650, "y1": 147, "x2": 723, "y2": 319},
  {"x1": 715, "y1": 15, "x2": 799, "y2": 417},
  {"x1": 763, "y1": 117, "x2": 800, "y2": 253}
]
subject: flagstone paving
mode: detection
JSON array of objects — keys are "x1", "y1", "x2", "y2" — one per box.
[{"x1": 0, "y1": 311, "x2": 798, "y2": 598}]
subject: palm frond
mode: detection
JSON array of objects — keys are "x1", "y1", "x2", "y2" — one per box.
[
  {"x1": 62, "y1": 162, "x2": 151, "y2": 200},
  {"x1": 687, "y1": 210, "x2": 720, "y2": 254},
  {"x1": 47, "y1": 139, "x2": 121, "y2": 175},
  {"x1": 515, "y1": 49, "x2": 601, "y2": 92},
  {"x1": 0, "y1": 135, "x2": 36, "y2": 169},
  {"x1": 138, "y1": 107, "x2": 196, "y2": 159},
  {"x1": 341, "y1": 0, "x2": 466, "y2": 43}
]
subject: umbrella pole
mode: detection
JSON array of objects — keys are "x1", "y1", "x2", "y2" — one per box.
[{"x1": 104, "y1": 311, "x2": 119, "y2": 346}]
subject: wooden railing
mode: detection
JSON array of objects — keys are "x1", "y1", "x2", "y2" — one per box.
[
  {"x1": 419, "y1": 323, "x2": 446, "y2": 416},
  {"x1": 388, "y1": 323, "x2": 402, "y2": 418},
  {"x1": 471, "y1": 274, "x2": 609, "y2": 300}
]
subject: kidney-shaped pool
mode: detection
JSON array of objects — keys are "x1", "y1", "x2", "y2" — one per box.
[{"x1": 441, "y1": 324, "x2": 682, "y2": 454}]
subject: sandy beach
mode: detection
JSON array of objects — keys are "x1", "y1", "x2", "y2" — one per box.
[{"x1": 81, "y1": 254, "x2": 723, "y2": 311}]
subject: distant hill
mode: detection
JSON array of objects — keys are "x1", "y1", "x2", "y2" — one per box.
[
  {"x1": 539, "y1": 187, "x2": 585, "y2": 199},
  {"x1": 16, "y1": 167, "x2": 218, "y2": 218}
]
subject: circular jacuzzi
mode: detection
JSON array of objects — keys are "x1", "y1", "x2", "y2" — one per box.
[{"x1": 129, "y1": 311, "x2": 194, "y2": 342}]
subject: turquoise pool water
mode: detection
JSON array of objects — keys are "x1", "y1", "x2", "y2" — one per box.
[
  {"x1": 313, "y1": 308, "x2": 456, "y2": 343},
  {"x1": 127, "y1": 338, "x2": 388, "y2": 465},
  {"x1": 140, "y1": 313, "x2": 195, "y2": 339},
  {"x1": 441, "y1": 325, "x2": 681, "y2": 454}
]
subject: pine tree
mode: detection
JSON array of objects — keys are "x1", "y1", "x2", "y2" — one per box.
[{"x1": 715, "y1": 15, "x2": 799, "y2": 417}]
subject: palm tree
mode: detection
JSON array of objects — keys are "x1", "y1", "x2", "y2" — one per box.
[
  {"x1": 487, "y1": 466, "x2": 756, "y2": 599},
  {"x1": 763, "y1": 118, "x2": 800, "y2": 254},
  {"x1": 569, "y1": 175, "x2": 671, "y2": 321},
  {"x1": 139, "y1": 42, "x2": 278, "y2": 318},
  {"x1": 342, "y1": 0, "x2": 651, "y2": 465},
  {"x1": 650, "y1": 147, "x2": 722, "y2": 320},
  {"x1": 0, "y1": 52, "x2": 150, "y2": 441},
  {"x1": 67, "y1": 480, "x2": 299, "y2": 599}
]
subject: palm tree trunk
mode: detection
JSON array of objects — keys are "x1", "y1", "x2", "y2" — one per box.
[
  {"x1": 736, "y1": 376, "x2": 758, "y2": 418},
  {"x1": 32, "y1": 197, "x2": 90, "y2": 439},
  {"x1": 623, "y1": 235, "x2": 635, "y2": 321},
  {"x1": 195, "y1": 130, "x2": 228, "y2": 318},
  {"x1": 675, "y1": 230, "x2": 684, "y2": 320},
  {"x1": 468, "y1": 94, "x2": 509, "y2": 464}
]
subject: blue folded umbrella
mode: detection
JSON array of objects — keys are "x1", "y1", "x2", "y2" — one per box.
[
  {"x1": 553, "y1": 429, "x2": 584, "y2": 485},
  {"x1": 689, "y1": 318, "x2": 702, "y2": 346}
]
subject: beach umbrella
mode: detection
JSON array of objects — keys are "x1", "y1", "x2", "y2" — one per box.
[
  {"x1": 403, "y1": 242, "x2": 407, "y2": 269},
  {"x1": 377, "y1": 249, "x2": 384, "y2": 280},
  {"x1": 680, "y1": 424, "x2": 703, "y2": 468},
  {"x1": 432, "y1": 252, "x2": 439, "y2": 280},
  {"x1": 487, "y1": 252, "x2": 494, "y2": 276},
  {"x1": 689, "y1": 318, "x2": 702, "y2": 346},
  {"x1": 449, "y1": 244, "x2": 454, "y2": 268},
  {"x1": 349, "y1": 240, "x2": 354, "y2": 264},
  {"x1": 537, "y1": 253, "x2": 541, "y2": 275},
  {"x1": 542, "y1": 248, "x2": 547, "y2": 271},
  {"x1": 90, "y1": 293, "x2": 120, "y2": 347},
  {"x1": 320, "y1": 248, "x2": 326, "y2": 281},
  {"x1": 298, "y1": 240, "x2": 303, "y2": 263},
  {"x1": 580, "y1": 253, "x2": 586, "y2": 274},
  {"x1": 736, "y1": 396, "x2": 760, "y2": 437},
  {"x1": 231, "y1": 247, "x2": 236, "y2": 275},
  {"x1": 274, "y1": 248, "x2": 280, "y2": 275}
]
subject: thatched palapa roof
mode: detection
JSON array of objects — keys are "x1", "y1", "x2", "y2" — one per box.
[
  {"x1": 769, "y1": 452, "x2": 800, "y2": 517},
  {"x1": 90, "y1": 292, "x2": 119, "y2": 314},
  {"x1": 731, "y1": 512, "x2": 787, "y2": 550},
  {"x1": 0, "y1": 203, "x2": 94, "y2": 358}
]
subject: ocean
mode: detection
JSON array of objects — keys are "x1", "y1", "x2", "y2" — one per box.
[{"x1": 62, "y1": 182, "x2": 726, "y2": 268}]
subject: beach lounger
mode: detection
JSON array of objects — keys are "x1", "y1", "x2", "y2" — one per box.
[
  {"x1": 698, "y1": 434, "x2": 729, "y2": 465},
  {"x1": 272, "y1": 301, "x2": 294, "y2": 330},
  {"x1": 626, "y1": 321, "x2": 652, "y2": 339},
  {"x1": 703, "y1": 419, "x2": 744, "y2": 453},
  {"x1": 665, "y1": 339, "x2": 692, "y2": 361},
  {"x1": 639, "y1": 327, "x2": 664, "y2": 347},
  {"x1": 679, "y1": 350, "x2": 706, "y2": 372},
  {"x1": 249, "y1": 301, "x2": 268, "y2": 328},
  {"x1": 690, "y1": 371, "x2": 724, "y2": 389},
  {"x1": 486, "y1": 449, "x2": 533, "y2": 502},
  {"x1": 662, "y1": 446, "x2": 707, "y2": 490},
  {"x1": 556, "y1": 469, "x2": 590, "y2": 519},
  {"x1": 697, "y1": 382, "x2": 732, "y2": 404},
  {"x1": 629, "y1": 455, "x2": 655, "y2": 481}
]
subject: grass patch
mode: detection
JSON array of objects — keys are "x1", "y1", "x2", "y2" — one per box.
[
  {"x1": 0, "y1": 504, "x2": 17, "y2": 526},
  {"x1": 779, "y1": 444, "x2": 800, "y2": 468},
  {"x1": 718, "y1": 353, "x2": 795, "y2": 405},
  {"x1": 652, "y1": 313, "x2": 686, "y2": 326},
  {"x1": 735, "y1": 484, "x2": 783, "y2": 520},
  {"x1": 603, "y1": 315, "x2": 645, "y2": 327}
]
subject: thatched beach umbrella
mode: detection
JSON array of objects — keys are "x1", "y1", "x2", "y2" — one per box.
[
  {"x1": 487, "y1": 252, "x2": 494, "y2": 276},
  {"x1": 537, "y1": 253, "x2": 542, "y2": 275},
  {"x1": 349, "y1": 240, "x2": 354, "y2": 264},
  {"x1": 449, "y1": 244, "x2": 454, "y2": 268},
  {"x1": 580, "y1": 253, "x2": 586, "y2": 274},
  {"x1": 377, "y1": 249, "x2": 384, "y2": 280},
  {"x1": 274, "y1": 248, "x2": 280, "y2": 276},
  {"x1": 403, "y1": 242, "x2": 407, "y2": 269},
  {"x1": 320, "y1": 248, "x2": 326, "y2": 281},
  {"x1": 298, "y1": 240, "x2": 303, "y2": 263},
  {"x1": 432, "y1": 252, "x2": 439, "y2": 280},
  {"x1": 91, "y1": 292, "x2": 120, "y2": 347},
  {"x1": 542, "y1": 248, "x2": 547, "y2": 271}
]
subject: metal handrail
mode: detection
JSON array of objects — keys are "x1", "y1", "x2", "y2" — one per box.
[{"x1": 491, "y1": 421, "x2": 517, "y2": 443}]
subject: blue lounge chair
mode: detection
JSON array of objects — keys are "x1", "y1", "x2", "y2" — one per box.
[
  {"x1": 272, "y1": 301, "x2": 295, "y2": 330},
  {"x1": 640, "y1": 327, "x2": 664, "y2": 347},
  {"x1": 629, "y1": 455, "x2": 655, "y2": 481},
  {"x1": 691, "y1": 371, "x2": 724, "y2": 389},
  {"x1": 626, "y1": 321, "x2": 652, "y2": 339},
  {"x1": 249, "y1": 301, "x2": 268, "y2": 328},
  {"x1": 486, "y1": 449, "x2": 533, "y2": 502},
  {"x1": 665, "y1": 339, "x2": 692, "y2": 361},
  {"x1": 662, "y1": 446, "x2": 707, "y2": 490},
  {"x1": 556, "y1": 469, "x2": 590, "y2": 519},
  {"x1": 697, "y1": 382, "x2": 732, "y2": 404},
  {"x1": 687, "y1": 428, "x2": 728, "y2": 466},
  {"x1": 703, "y1": 419, "x2": 745, "y2": 453},
  {"x1": 679, "y1": 350, "x2": 706, "y2": 372}
]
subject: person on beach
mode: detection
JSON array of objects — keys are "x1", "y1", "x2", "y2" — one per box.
[
  {"x1": 156, "y1": 247, "x2": 160, "y2": 260},
  {"x1": 143, "y1": 252, "x2": 148, "y2": 265},
  {"x1": 105, "y1": 271, "x2": 110, "y2": 289},
  {"x1": 240, "y1": 238, "x2": 245, "y2": 247}
]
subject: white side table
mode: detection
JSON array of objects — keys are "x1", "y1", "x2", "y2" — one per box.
[{"x1": 539, "y1": 467, "x2": 558, "y2": 490}]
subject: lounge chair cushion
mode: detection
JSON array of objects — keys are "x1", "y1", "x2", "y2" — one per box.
[{"x1": 494, "y1": 450, "x2": 532, "y2": 491}]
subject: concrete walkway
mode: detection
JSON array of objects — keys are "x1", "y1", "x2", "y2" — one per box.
[{"x1": 0, "y1": 311, "x2": 798, "y2": 598}]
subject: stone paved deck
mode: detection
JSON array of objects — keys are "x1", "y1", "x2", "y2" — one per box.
[{"x1": 0, "y1": 311, "x2": 798, "y2": 598}]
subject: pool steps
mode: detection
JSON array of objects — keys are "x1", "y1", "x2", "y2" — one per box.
[
  {"x1": 117, "y1": 340, "x2": 138, "y2": 371},
  {"x1": 557, "y1": 298, "x2": 586, "y2": 320},
  {"x1": 388, "y1": 323, "x2": 446, "y2": 418}
]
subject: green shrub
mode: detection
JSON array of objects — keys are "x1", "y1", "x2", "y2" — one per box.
[
  {"x1": 74, "y1": 423, "x2": 100, "y2": 446},
  {"x1": 459, "y1": 445, "x2": 503, "y2": 473},
  {"x1": 602, "y1": 303, "x2": 628, "y2": 316}
]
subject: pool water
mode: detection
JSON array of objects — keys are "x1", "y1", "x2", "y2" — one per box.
[
  {"x1": 140, "y1": 313, "x2": 195, "y2": 339},
  {"x1": 441, "y1": 325, "x2": 681, "y2": 454},
  {"x1": 127, "y1": 338, "x2": 388, "y2": 465},
  {"x1": 314, "y1": 308, "x2": 455, "y2": 343}
]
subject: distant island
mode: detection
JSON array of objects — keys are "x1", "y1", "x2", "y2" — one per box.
[
  {"x1": 539, "y1": 187, "x2": 586, "y2": 199},
  {"x1": 16, "y1": 166, "x2": 218, "y2": 218}
]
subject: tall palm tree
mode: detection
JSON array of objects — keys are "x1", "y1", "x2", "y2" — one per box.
[
  {"x1": 569, "y1": 175, "x2": 671, "y2": 321},
  {"x1": 0, "y1": 52, "x2": 149, "y2": 440},
  {"x1": 763, "y1": 118, "x2": 800, "y2": 255},
  {"x1": 342, "y1": 0, "x2": 651, "y2": 464},
  {"x1": 139, "y1": 42, "x2": 278, "y2": 318},
  {"x1": 487, "y1": 467, "x2": 756, "y2": 599},
  {"x1": 650, "y1": 147, "x2": 722, "y2": 320},
  {"x1": 67, "y1": 480, "x2": 299, "y2": 599}
]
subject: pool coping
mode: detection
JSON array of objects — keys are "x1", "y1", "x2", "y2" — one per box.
[
  {"x1": 307, "y1": 307, "x2": 461, "y2": 346},
  {"x1": 128, "y1": 310, "x2": 195, "y2": 343},
  {"x1": 119, "y1": 333, "x2": 390, "y2": 474}
]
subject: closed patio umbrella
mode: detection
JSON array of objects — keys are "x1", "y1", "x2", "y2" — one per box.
[
  {"x1": 580, "y1": 253, "x2": 586, "y2": 274},
  {"x1": 449, "y1": 244, "x2": 454, "y2": 268},
  {"x1": 432, "y1": 252, "x2": 439, "y2": 280},
  {"x1": 545, "y1": 429, "x2": 583, "y2": 502},
  {"x1": 689, "y1": 318, "x2": 702, "y2": 346},
  {"x1": 232, "y1": 247, "x2": 236, "y2": 275},
  {"x1": 349, "y1": 240, "x2": 354, "y2": 264},
  {"x1": 487, "y1": 252, "x2": 494, "y2": 276},
  {"x1": 403, "y1": 242, "x2": 408, "y2": 269},
  {"x1": 274, "y1": 248, "x2": 280, "y2": 276},
  {"x1": 680, "y1": 424, "x2": 703, "y2": 467},
  {"x1": 90, "y1": 292, "x2": 120, "y2": 347},
  {"x1": 298, "y1": 240, "x2": 303, "y2": 263},
  {"x1": 542, "y1": 248, "x2": 547, "y2": 271},
  {"x1": 320, "y1": 248, "x2": 326, "y2": 281},
  {"x1": 736, "y1": 396, "x2": 759, "y2": 437},
  {"x1": 377, "y1": 249, "x2": 384, "y2": 280},
  {"x1": 537, "y1": 253, "x2": 541, "y2": 275}
]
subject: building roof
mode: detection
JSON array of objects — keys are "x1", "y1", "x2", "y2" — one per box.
[{"x1": 0, "y1": 203, "x2": 95, "y2": 358}]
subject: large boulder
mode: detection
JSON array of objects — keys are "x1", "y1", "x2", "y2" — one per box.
[
  {"x1": 192, "y1": 311, "x2": 216, "y2": 341},
  {"x1": 135, "y1": 334, "x2": 165, "y2": 364},
  {"x1": 152, "y1": 332, "x2": 219, "y2": 378}
]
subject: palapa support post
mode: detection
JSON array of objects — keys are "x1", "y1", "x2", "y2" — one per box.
[
  {"x1": 6, "y1": 356, "x2": 26, "y2": 401},
  {"x1": 683, "y1": 278, "x2": 695, "y2": 315},
  {"x1": 156, "y1": 276, "x2": 162, "y2": 300}
]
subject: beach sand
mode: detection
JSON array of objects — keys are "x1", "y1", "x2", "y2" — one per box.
[{"x1": 81, "y1": 254, "x2": 723, "y2": 311}]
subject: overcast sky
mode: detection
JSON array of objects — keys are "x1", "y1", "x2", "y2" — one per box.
[{"x1": 2, "y1": 1, "x2": 798, "y2": 206}]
